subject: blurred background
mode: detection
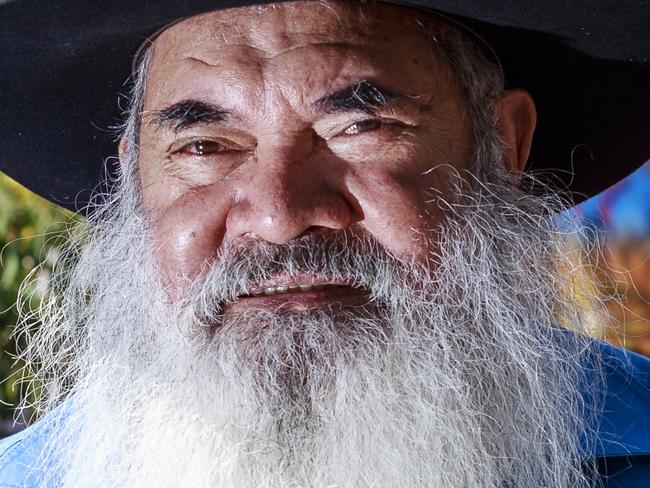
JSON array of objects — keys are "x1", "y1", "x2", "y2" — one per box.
[
  {"x1": 0, "y1": 161, "x2": 649, "y2": 437},
  {"x1": 575, "y1": 161, "x2": 650, "y2": 354}
]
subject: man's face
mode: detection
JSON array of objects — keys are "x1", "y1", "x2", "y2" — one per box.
[
  {"x1": 35, "y1": 5, "x2": 593, "y2": 485},
  {"x1": 136, "y1": 1, "x2": 474, "y2": 295}
]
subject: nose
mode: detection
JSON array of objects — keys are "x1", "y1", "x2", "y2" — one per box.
[{"x1": 225, "y1": 132, "x2": 356, "y2": 244}]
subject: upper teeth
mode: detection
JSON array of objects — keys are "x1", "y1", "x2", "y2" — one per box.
[{"x1": 250, "y1": 284, "x2": 325, "y2": 296}]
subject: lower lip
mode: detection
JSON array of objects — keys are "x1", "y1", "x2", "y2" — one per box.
[{"x1": 226, "y1": 285, "x2": 370, "y2": 313}]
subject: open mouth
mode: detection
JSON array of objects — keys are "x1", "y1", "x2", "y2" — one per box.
[
  {"x1": 244, "y1": 283, "x2": 334, "y2": 297},
  {"x1": 229, "y1": 278, "x2": 370, "y2": 312}
]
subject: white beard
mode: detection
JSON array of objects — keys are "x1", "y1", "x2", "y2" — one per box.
[{"x1": 17, "y1": 158, "x2": 605, "y2": 487}]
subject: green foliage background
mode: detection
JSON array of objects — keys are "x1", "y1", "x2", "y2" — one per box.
[{"x1": 0, "y1": 173, "x2": 70, "y2": 435}]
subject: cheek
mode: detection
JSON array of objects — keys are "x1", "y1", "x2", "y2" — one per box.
[
  {"x1": 347, "y1": 168, "x2": 439, "y2": 261},
  {"x1": 149, "y1": 186, "x2": 233, "y2": 289}
]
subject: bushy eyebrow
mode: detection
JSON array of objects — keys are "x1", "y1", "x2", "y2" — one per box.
[
  {"x1": 313, "y1": 80, "x2": 405, "y2": 116},
  {"x1": 147, "y1": 99, "x2": 230, "y2": 132},
  {"x1": 147, "y1": 81, "x2": 406, "y2": 131}
]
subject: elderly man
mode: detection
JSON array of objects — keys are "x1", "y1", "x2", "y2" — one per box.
[{"x1": 0, "y1": 0, "x2": 649, "y2": 486}]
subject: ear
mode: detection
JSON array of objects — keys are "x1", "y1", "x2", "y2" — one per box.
[
  {"x1": 493, "y1": 89, "x2": 536, "y2": 176},
  {"x1": 118, "y1": 138, "x2": 129, "y2": 166}
]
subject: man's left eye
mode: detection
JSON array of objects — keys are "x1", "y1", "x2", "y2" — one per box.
[
  {"x1": 342, "y1": 119, "x2": 382, "y2": 136},
  {"x1": 177, "y1": 140, "x2": 228, "y2": 156}
]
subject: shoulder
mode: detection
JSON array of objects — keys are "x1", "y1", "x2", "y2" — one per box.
[
  {"x1": 589, "y1": 339, "x2": 650, "y2": 457},
  {"x1": 595, "y1": 338, "x2": 650, "y2": 388},
  {"x1": 586, "y1": 338, "x2": 650, "y2": 487},
  {"x1": 0, "y1": 409, "x2": 60, "y2": 488},
  {"x1": 0, "y1": 423, "x2": 42, "y2": 488}
]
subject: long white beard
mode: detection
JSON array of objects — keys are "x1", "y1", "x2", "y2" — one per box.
[{"x1": 17, "y1": 162, "x2": 604, "y2": 487}]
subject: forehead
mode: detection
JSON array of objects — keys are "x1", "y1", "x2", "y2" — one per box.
[
  {"x1": 145, "y1": 1, "x2": 451, "y2": 109},
  {"x1": 153, "y1": 1, "x2": 439, "y2": 56}
]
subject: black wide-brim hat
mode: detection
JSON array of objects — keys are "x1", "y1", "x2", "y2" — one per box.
[{"x1": 1, "y1": 0, "x2": 649, "y2": 214}]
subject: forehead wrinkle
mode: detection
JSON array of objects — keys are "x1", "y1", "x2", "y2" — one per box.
[{"x1": 183, "y1": 40, "x2": 362, "y2": 67}]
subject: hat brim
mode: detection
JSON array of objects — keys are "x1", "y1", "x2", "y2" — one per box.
[{"x1": 0, "y1": 0, "x2": 648, "y2": 213}]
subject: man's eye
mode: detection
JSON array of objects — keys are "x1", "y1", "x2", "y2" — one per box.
[
  {"x1": 178, "y1": 140, "x2": 227, "y2": 156},
  {"x1": 342, "y1": 119, "x2": 382, "y2": 136}
]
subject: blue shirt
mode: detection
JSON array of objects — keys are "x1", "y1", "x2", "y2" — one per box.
[{"x1": 0, "y1": 338, "x2": 649, "y2": 487}]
